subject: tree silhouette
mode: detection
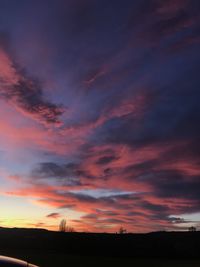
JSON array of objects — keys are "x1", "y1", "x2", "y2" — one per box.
[
  {"x1": 188, "y1": 226, "x2": 196, "y2": 232},
  {"x1": 66, "y1": 226, "x2": 75, "y2": 232},
  {"x1": 118, "y1": 226, "x2": 127, "y2": 234},
  {"x1": 59, "y1": 219, "x2": 66, "y2": 232}
]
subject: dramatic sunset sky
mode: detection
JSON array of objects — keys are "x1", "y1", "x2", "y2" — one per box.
[{"x1": 0, "y1": 0, "x2": 199, "y2": 232}]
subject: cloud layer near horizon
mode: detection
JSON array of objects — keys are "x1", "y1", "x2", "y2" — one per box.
[{"x1": 0, "y1": 0, "x2": 200, "y2": 232}]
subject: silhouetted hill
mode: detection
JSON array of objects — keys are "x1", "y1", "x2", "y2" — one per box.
[{"x1": 0, "y1": 227, "x2": 199, "y2": 259}]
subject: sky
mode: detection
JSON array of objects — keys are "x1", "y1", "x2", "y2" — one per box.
[{"x1": 0, "y1": 0, "x2": 200, "y2": 233}]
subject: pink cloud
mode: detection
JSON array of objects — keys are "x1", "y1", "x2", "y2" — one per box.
[{"x1": 0, "y1": 45, "x2": 64, "y2": 126}]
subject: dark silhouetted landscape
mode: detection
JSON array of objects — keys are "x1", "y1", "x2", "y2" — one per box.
[{"x1": 1, "y1": 227, "x2": 200, "y2": 266}]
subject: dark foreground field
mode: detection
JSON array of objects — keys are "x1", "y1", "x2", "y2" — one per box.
[
  {"x1": 1, "y1": 251, "x2": 200, "y2": 267},
  {"x1": 0, "y1": 228, "x2": 200, "y2": 267}
]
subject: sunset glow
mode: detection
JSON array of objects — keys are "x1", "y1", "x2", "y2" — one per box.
[{"x1": 0, "y1": 0, "x2": 200, "y2": 232}]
